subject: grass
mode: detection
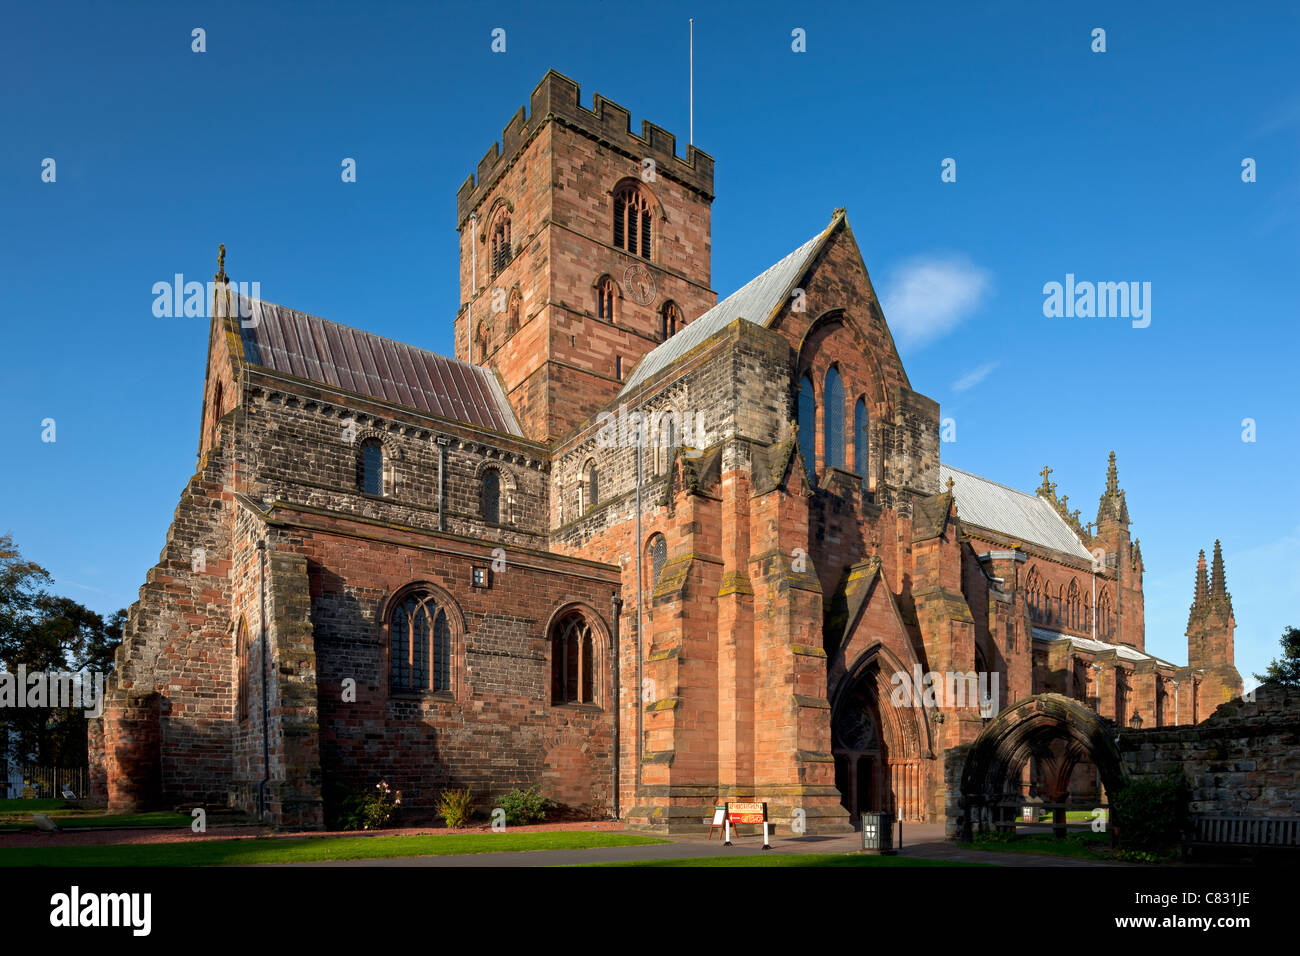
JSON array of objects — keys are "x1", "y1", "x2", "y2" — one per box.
[
  {"x1": 0, "y1": 830, "x2": 668, "y2": 867},
  {"x1": 0, "y1": 802, "x2": 193, "y2": 832},
  {"x1": 585, "y1": 853, "x2": 987, "y2": 867}
]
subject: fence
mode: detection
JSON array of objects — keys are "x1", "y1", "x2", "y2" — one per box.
[{"x1": 8, "y1": 765, "x2": 89, "y2": 800}]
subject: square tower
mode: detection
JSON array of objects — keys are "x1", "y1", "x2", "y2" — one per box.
[{"x1": 455, "y1": 71, "x2": 716, "y2": 442}]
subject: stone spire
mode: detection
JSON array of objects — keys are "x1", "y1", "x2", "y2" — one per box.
[
  {"x1": 1193, "y1": 549, "x2": 1209, "y2": 605},
  {"x1": 1210, "y1": 539, "x2": 1227, "y2": 598},
  {"x1": 1095, "y1": 450, "x2": 1129, "y2": 528}
]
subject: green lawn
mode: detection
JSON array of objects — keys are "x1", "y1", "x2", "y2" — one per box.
[
  {"x1": 0, "y1": 802, "x2": 193, "y2": 832},
  {"x1": 0, "y1": 830, "x2": 668, "y2": 867},
  {"x1": 0, "y1": 799, "x2": 65, "y2": 813},
  {"x1": 585, "y1": 853, "x2": 986, "y2": 867}
]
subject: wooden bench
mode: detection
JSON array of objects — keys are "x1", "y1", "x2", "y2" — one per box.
[{"x1": 1184, "y1": 817, "x2": 1300, "y2": 858}]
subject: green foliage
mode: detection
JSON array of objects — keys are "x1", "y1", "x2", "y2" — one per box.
[
  {"x1": 436, "y1": 787, "x2": 475, "y2": 829},
  {"x1": 1111, "y1": 773, "x2": 1191, "y2": 852},
  {"x1": 329, "y1": 779, "x2": 402, "y2": 831},
  {"x1": 1113, "y1": 848, "x2": 1160, "y2": 864},
  {"x1": 496, "y1": 785, "x2": 555, "y2": 825},
  {"x1": 0, "y1": 534, "x2": 125, "y2": 770},
  {"x1": 1254, "y1": 625, "x2": 1300, "y2": 686}
]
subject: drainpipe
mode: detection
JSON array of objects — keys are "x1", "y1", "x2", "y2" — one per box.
[
  {"x1": 436, "y1": 435, "x2": 449, "y2": 530},
  {"x1": 257, "y1": 539, "x2": 271, "y2": 821},
  {"x1": 634, "y1": 439, "x2": 643, "y2": 791},
  {"x1": 610, "y1": 592, "x2": 622, "y2": 820}
]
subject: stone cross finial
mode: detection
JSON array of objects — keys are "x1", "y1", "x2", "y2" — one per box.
[
  {"x1": 215, "y1": 243, "x2": 227, "y2": 284},
  {"x1": 945, "y1": 476, "x2": 955, "y2": 494}
]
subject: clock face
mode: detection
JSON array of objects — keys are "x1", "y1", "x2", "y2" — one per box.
[{"x1": 623, "y1": 264, "x2": 656, "y2": 307}]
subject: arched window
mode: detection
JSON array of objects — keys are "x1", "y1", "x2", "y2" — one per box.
[
  {"x1": 482, "y1": 469, "x2": 501, "y2": 524},
  {"x1": 582, "y1": 460, "x2": 599, "y2": 513},
  {"x1": 1097, "y1": 588, "x2": 1113, "y2": 640},
  {"x1": 613, "y1": 183, "x2": 652, "y2": 259},
  {"x1": 657, "y1": 410, "x2": 677, "y2": 475},
  {"x1": 661, "y1": 301, "x2": 683, "y2": 340},
  {"x1": 854, "y1": 397, "x2": 869, "y2": 488},
  {"x1": 1025, "y1": 568, "x2": 1042, "y2": 622},
  {"x1": 647, "y1": 534, "x2": 668, "y2": 589},
  {"x1": 475, "y1": 320, "x2": 491, "y2": 361},
  {"x1": 490, "y1": 210, "x2": 512, "y2": 277},
  {"x1": 824, "y1": 366, "x2": 846, "y2": 470},
  {"x1": 507, "y1": 288, "x2": 521, "y2": 336},
  {"x1": 235, "y1": 618, "x2": 249, "y2": 722},
  {"x1": 361, "y1": 439, "x2": 384, "y2": 496},
  {"x1": 390, "y1": 591, "x2": 452, "y2": 694},
  {"x1": 1066, "y1": 579, "x2": 1080, "y2": 630},
  {"x1": 797, "y1": 375, "x2": 816, "y2": 483},
  {"x1": 551, "y1": 610, "x2": 597, "y2": 704},
  {"x1": 596, "y1": 276, "x2": 616, "y2": 321}
]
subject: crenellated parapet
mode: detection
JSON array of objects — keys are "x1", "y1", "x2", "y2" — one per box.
[{"x1": 456, "y1": 69, "x2": 714, "y2": 226}]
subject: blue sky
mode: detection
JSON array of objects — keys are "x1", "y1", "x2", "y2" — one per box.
[{"x1": 2, "y1": 1, "x2": 1296, "y2": 686}]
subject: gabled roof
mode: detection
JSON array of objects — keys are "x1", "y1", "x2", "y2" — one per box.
[
  {"x1": 941, "y1": 463, "x2": 1092, "y2": 561},
  {"x1": 618, "y1": 219, "x2": 835, "y2": 396},
  {"x1": 236, "y1": 297, "x2": 522, "y2": 436}
]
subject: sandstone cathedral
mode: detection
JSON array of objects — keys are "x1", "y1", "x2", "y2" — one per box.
[{"x1": 90, "y1": 72, "x2": 1242, "y2": 832}]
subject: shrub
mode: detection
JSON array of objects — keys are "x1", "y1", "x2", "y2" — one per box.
[
  {"x1": 496, "y1": 786, "x2": 555, "y2": 825},
  {"x1": 330, "y1": 780, "x2": 402, "y2": 831},
  {"x1": 1111, "y1": 772, "x2": 1191, "y2": 852},
  {"x1": 436, "y1": 788, "x2": 475, "y2": 829}
]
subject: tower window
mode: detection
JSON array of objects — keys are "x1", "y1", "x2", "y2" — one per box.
[
  {"x1": 490, "y1": 211, "x2": 512, "y2": 277},
  {"x1": 596, "y1": 276, "x2": 617, "y2": 320},
  {"x1": 661, "y1": 301, "x2": 683, "y2": 340},
  {"x1": 613, "y1": 184, "x2": 652, "y2": 259}
]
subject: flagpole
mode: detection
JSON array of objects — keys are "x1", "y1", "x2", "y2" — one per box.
[{"x1": 689, "y1": 18, "x2": 694, "y2": 146}]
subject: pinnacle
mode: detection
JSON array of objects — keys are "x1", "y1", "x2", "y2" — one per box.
[{"x1": 1210, "y1": 539, "x2": 1227, "y2": 598}]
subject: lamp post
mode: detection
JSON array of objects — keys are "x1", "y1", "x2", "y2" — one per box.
[{"x1": 1129, "y1": 711, "x2": 1143, "y2": 730}]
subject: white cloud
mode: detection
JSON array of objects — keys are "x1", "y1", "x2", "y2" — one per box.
[
  {"x1": 953, "y1": 361, "x2": 999, "y2": 393},
  {"x1": 881, "y1": 256, "x2": 992, "y2": 349}
]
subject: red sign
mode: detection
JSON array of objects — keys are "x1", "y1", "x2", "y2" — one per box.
[{"x1": 726, "y1": 802, "x2": 767, "y2": 825}]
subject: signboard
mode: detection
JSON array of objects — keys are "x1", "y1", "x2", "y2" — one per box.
[
  {"x1": 722, "y1": 801, "x2": 771, "y2": 850},
  {"x1": 708, "y1": 805, "x2": 726, "y2": 839},
  {"x1": 727, "y1": 802, "x2": 767, "y2": 825}
]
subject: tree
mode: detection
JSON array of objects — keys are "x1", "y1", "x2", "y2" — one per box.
[
  {"x1": 1254, "y1": 625, "x2": 1300, "y2": 686},
  {"x1": 0, "y1": 535, "x2": 125, "y2": 775}
]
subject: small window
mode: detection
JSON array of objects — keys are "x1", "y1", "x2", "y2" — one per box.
[
  {"x1": 361, "y1": 439, "x2": 384, "y2": 495},
  {"x1": 551, "y1": 610, "x2": 597, "y2": 705},
  {"x1": 615, "y1": 355, "x2": 622, "y2": 380},
  {"x1": 472, "y1": 567, "x2": 490, "y2": 588},
  {"x1": 613, "y1": 183, "x2": 652, "y2": 259},
  {"x1": 391, "y1": 591, "x2": 452, "y2": 694},
  {"x1": 648, "y1": 534, "x2": 668, "y2": 588},
  {"x1": 596, "y1": 276, "x2": 616, "y2": 321},
  {"x1": 584, "y1": 460, "x2": 599, "y2": 513},
  {"x1": 482, "y1": 469, "x2": 501, "y2": 524}
]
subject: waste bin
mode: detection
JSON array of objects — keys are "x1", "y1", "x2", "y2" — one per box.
[{"x1": 860, "y1": 811, "x2": 895, "y2": 854}]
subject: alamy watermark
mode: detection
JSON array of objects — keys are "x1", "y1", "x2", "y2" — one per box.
[
  {"x1": 889, "y1": 665, "x2": 1000, "y2": 718},
  {"x1": 152, "y1": 274, "x2": 260, "y2": 326},
  {"x1": 594, "y1": 403, "x2": 705, "y2": 458},
  {"x1": 0, "y1": 666, "x2": 105, "y2": 718},
  {"x1": 1042, "y1": 274, "x2": 1151, "y2": 328}
]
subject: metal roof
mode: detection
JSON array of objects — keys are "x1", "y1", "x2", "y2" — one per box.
[
  {"x1": 618, "y1": 226, "x2": 829, "y2": 396},
  {"x1": 941, "y1": 463, "x2": 1092, "y2": 560},
  {"x1": 237, "y1": 297, "x2": 522, "y2": 436},
  {"x1": 1032, "y1": 628, "x2": 1163, "y2": 664}
]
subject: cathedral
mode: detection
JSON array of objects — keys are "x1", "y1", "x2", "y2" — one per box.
[{"x1": 89, "y1": 71, "x2": 1242, "y2": 831}]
